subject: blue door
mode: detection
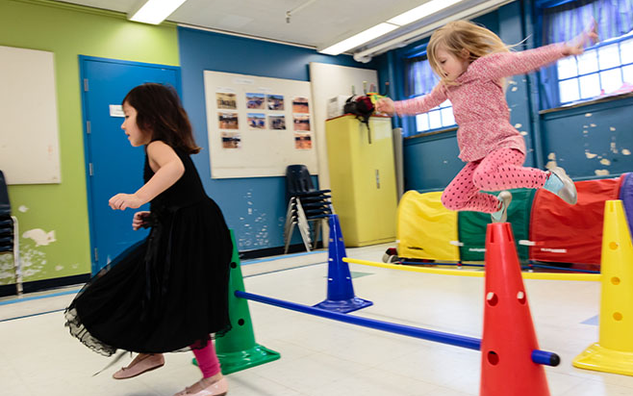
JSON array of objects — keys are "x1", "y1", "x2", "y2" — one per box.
[{"x1": 80, "y1": 56, "x2": 180, "y2": 274}]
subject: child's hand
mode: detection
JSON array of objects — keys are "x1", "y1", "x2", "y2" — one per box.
[
  {"x1": 564, "y1": 21, "x2": 598, "y2": 56},
  {"x1": 109, "y1": 193, "x2": 144, "y2": 210},
  {"x1": 132, "y1": 211, "x2": 151, "y2": 230},
  {"x1": 375, "y1": 97, "x2": 395, "y2": 116}
]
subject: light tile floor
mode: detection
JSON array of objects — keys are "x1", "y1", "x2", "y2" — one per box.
[{"x1": 1, "y1": 242, "x2": 632, "y2": 396}]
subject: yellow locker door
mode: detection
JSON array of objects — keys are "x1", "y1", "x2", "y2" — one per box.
[
  {"x1": 326, "y1": 115, "x2": 397, "y2": 246},
  {"x1": 354, "y1": 117, "x2": 397, "y2": 244}
]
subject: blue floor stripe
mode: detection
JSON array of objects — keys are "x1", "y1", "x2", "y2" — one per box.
[
  {"x1": 581, "y1": 314, "x2": 599, "y2": 326},
  {"x1": 244, "y1": 261, "x2": 326, "y2": 278},
  {"x1": 241, "y1": 249, "x2": 325, "y2": 266},
  {"x1": 0, "y1": 308, "x2": 65, "y2": 323},
  {"x1": 0, "y1": 288, "x2": 80, "y2": 306}
]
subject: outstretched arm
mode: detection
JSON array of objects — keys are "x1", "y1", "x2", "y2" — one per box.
[
  {"x1": 109, "y1": 141, "x2": 185, "y2": 210},
  {"x1": 480, "y1": 27, "x2": 598, "y2": 81},
  {"x1": 477, "y1": 45, "x2": 566, "y2": 81},
  {"x1": 390, "y1": 84, "x2": 448, "y2": 116}
]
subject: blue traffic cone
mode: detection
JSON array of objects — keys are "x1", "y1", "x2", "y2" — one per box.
[{"x1": 313, "y1": 214, "x2": 373, "y2": 313}]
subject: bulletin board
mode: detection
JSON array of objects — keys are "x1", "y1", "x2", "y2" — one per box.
[
  {"x1": 0, "y1": 46, "x2": 61, "y2": 185},
  {"x1": 204, "y1": 70, "x2": 318, "y2": 178}
]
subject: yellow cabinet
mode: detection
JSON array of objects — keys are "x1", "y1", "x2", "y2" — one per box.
[{"x1": 325, "y1": 115, "x2": 397, "y2": 247}]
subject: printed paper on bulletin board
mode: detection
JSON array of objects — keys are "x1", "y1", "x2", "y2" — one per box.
[{"x1": 204, "y1": 70, "x2": 318, "y2": 179}]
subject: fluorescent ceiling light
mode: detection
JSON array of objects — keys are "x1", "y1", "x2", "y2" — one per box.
[
  {"x1": 129, "y1": 0, "x2": 188, "y2": 25},
  {"x1": 320, "y1": 23, "x2": 399, "y2": 55},
  {"x1": 388, "y1": 0, "x2": 464, "y2": 26}
]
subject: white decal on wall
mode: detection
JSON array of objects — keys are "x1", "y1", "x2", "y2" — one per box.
[{"x1": 22, "y1": 228, "x2": 56, "y2": 246}]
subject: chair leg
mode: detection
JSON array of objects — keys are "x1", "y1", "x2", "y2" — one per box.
[
  {"x1": 284, "y1": 224, "x2": 295, "y2": 254},
  {"x1": 283, "y1": 198, "x2": 297, "y2": 254},
  {"x1": 12, "y1": 216, "x2": 22, "y2": 295},
  {"x1": 295, "y1": 200, "x2": 312, "y2": 251},
  {"x1": 283, "y1": 207, "x2": 295, "y2": 240},
  {"x1": 312, "y1": 219, "x2": 321, "y2": 250}
]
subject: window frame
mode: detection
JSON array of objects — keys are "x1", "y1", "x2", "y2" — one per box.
[
  {"x1": 404, "y1": 53, "x2": 457, "y2": 137},
  {"x1": 556, "y1": 33, "x2": 633, "y2": 106}
]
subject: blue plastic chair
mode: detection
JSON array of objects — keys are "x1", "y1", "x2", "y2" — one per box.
[
  {"x1": 284, "y1": 165, "x2": 332, "y2": 253},
  {"x1": 0, "y1": 171, "x2": 21, "y2": 294}
]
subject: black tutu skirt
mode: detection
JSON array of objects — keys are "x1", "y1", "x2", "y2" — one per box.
[{"x1": 65, "y1": 197, "x2": 233, "y2": 356}]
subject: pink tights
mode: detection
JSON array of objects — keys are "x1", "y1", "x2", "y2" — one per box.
[
  {"x1": 441, "y1": 148, "x2": 548, "y2": 213},
  {"x1": 191, "y1": 340, "x2": 221, "y2": 378}
]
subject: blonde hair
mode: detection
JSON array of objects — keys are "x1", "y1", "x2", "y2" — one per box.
[{"x1": 428, "y1": 20, "x2": 511, "y2": 85}]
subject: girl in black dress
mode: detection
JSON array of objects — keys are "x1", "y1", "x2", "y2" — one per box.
[{"x1": 65, "y1": 83, "x2": 232, "y2": 396}]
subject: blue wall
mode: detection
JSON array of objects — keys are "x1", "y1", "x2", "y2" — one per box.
[
  {"x1": 540, "y1": 96, "x2": 633, "y2": 179},
  {"x1": 177, "y1": 27, "x2": 377, "y2": 252}
]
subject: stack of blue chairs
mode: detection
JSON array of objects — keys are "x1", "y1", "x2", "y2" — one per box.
[
  {"x1": 283, "y1": 165, "x2": 332, "y2": 253},
  {"x1": 0, "y1": 170, "x2": 21, "y2": 294}
]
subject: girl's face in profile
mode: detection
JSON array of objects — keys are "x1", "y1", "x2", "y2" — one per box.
[
  {"x1": 121, "y1": 102, "x2": 151, "y2": 147},
  {"x1": 435, "y1": 45, "x2": 470, "y2": 80}
]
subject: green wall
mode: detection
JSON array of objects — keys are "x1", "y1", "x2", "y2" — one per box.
[{"x1": 0, "y1": 0, "x2": 179, "y2": 285}]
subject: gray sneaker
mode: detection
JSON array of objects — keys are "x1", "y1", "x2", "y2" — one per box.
[
  {"x1": 549, "y1": 167, "x2": 578, "y2": 205},
  {"x1": 491, "y1": 191, "x2": 512, "y2": 223}
]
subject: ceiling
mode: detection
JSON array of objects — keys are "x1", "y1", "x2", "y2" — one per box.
[{"x1": 54, "y1": 0, "x2": 513, "y2": 58}]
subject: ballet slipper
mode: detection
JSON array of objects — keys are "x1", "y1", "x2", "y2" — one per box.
[
  {"x1": 172, "y1": 376, "x2": 228, "y2": 396},
  {"x1": 112, "y1": 353, "x2": 165, "y2": 380}
]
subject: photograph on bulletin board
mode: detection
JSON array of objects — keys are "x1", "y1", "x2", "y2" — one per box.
[
  {"x1": 246, "y1": 93, "x2": 265, "y2": 109},
  {"x1": 267, "y1": 94, "x2": 284, "y2": 111},
  {"x1": 292, "y1": 97, "x2": 309, "y2": 113},
  {"x1": 216, "y1": 92, "x2": 237, "y2": 110},
  {"x1": 248, "y1": 113, "x2": 266, "y2": 129},
  {"x1": 293, "y1": 114, "x2": 310, "y2": 131},
  {"x1": 221, "y1": 132, "x2": 241, "y2": 149},
  {"x1": 269, "y1": 115, "x2": 286, "y2": 130},
  {"x1": 218, "y1": 112, "x2": 238, "y2": 129},
  {"x1": 294, "y1": 133, "x2": 312, "y2": 150}
]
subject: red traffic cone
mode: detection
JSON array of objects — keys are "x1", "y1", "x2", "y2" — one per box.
[{"x1": 480, "y1": 223, "x2": 550, "y2": 396}]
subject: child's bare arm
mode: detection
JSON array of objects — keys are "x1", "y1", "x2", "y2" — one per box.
[{"x1": 109, "y1": 141, "x2": 185, "y2": 210}]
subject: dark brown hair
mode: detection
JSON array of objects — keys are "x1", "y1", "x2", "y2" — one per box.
[{"x1": 123, "y1": 83, "x2": 201, "y2": 154}]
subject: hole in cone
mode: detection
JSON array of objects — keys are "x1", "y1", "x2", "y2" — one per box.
[
  {"x1": 517, "y1": 291, "x2": 526, "y2": 304},
  {"x1": 487, "y1": 351, "x2": 500, "y2": 365},
  {"x1": 486, "y1": 292, "x2": 498, "y2": 306},
  {"x1": 238, "y1": 318, "x2": 246, "y2": 326},
  {"x1": 609, "y1": 242, "x2": 619, "y2": 250},
  {"x1": 231, "y1": 262, "x2": 237, "y2": 268},
  {"x1": 611, "y1": 277, "x2": 621, "y2": 285},
  {"x1": 614, "y1": 312, "x2": 623, "y2": 321}
]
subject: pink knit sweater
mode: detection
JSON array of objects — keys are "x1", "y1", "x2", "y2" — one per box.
[{"x1": 395, "y1": 44, "x2": 566, "y2": 162}]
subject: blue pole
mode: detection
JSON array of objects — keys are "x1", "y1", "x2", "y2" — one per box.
[{"x1": 235, "y1": 290, "x2": 560, "y2": 366}]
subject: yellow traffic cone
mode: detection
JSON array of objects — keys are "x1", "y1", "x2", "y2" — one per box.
[{"x1": 573, "y1": 200, "x2": 633, "y2": 376}]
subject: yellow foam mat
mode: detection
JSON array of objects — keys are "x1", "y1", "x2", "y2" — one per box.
[{"x1": 397, "y1": 191, "x2": 460, "y2": 261}]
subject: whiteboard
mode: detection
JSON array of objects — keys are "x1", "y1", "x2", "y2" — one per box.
[
  {"x1": 0, "y1": 46, "x2": 61, "y2": 185},
  {"x1": 204, "y1": 71, "x2": 318, "y2": 178}
]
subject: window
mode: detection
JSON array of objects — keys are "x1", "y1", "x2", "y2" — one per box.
[
  {"x1": 415, "y1": 100, "x2": 455, "y2": 132},
  {"x1": 541, "y1": 0, "x2": 633, "y2": 108},
  {"x1": 405, "y1": 56, "x2": 456, "y2": 135},
  {"x1": 556, "y1": 33, "x2": 633, "y2": 105}
]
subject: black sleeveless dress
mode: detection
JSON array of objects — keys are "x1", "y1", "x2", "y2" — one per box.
[{"x1": 65, "y1": 146, "x2": 232, "y2": 356}]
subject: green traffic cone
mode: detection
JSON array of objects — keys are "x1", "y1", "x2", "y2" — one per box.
[{"x1": 195, "y1": 230, "x2": 280, "y2": 374}]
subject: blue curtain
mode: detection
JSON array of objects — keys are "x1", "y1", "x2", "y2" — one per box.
[
  {"x1": 405, "y1": 56, "x2": 439, "y2": 98},
  {"x1": 540, "y1": 0, "x2": 633, "y2": 108}
]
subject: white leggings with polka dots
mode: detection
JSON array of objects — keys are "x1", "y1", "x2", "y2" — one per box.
[{"x1": 441, "y1": 148, "x2": 548, "y2": 213}]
